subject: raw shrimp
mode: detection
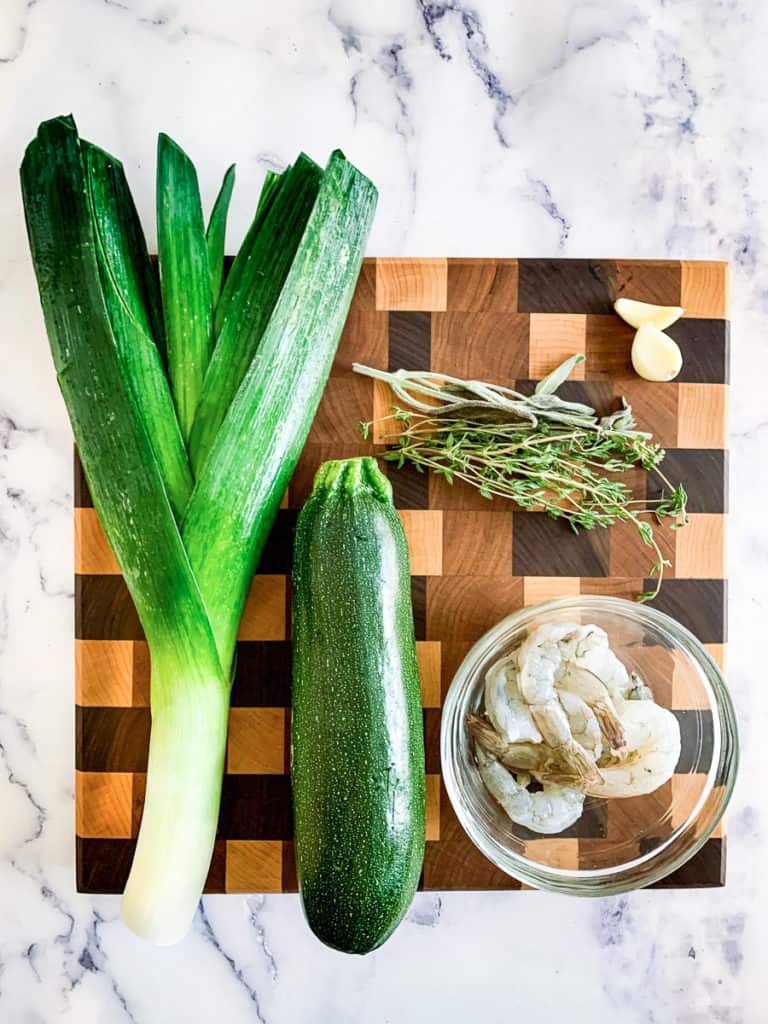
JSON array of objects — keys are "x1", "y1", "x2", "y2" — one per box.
[
  {"x1": 558, "y1": 691, "x2": 602, "y2": 760},
  {"x1": 466, "y1": 713, "x2": 580, "y2": 786},
  {"x1": 570, "y1": 625, "x2": 633, "y2": 702},
  {"x1": 559, "y1": 663, "x2": 626, "y2": 754},
  {"x1": 475, "y1": 747, "x2": 585, "y2": 835},
  {"x1": 625, "y1": 671, "x2": 653, "y2": 701},
  {"x1": 584, "y1": 700, "x2": 681, "y2": 798},
  {"x1": 517, "y1": 624, "x2": 602, "y2": 784},
  {"x1": 484, "y1": 654, "x2": 542, "y2": 744}
]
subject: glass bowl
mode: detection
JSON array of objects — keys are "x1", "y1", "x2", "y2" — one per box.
[{"x1": 441, "y1": 595, "x2": 739, "y2": 895}]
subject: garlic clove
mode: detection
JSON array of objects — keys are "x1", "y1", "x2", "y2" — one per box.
[
  {"x1": 614, "y1": 297, "x2": 685, "y2": 331},
  {"x1": 631, "y1": 323, "x2": 683, "y2": 382}
]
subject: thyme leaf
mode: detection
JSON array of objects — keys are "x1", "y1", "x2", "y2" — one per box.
[{"x1": 354, "y1": 358, "x2": 689, "y2": 600}]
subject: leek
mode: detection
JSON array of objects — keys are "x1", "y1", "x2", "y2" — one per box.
[
  {"x1": 206, "y1": 163, "x2": 235, "y2": 303},
  {"x1": 156, "y1": 133, "x2": 214, "y2": 440},
  {"x1": 21, "y1": 114, "x2": 377, "y2": 944}
]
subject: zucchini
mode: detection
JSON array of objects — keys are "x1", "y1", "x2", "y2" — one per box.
[{"x1": 291, "y1": 457, "x2": 426, "y2": 954}]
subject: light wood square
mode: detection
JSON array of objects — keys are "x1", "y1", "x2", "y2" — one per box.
[
  {"x1": 523, "y1": 838, "x2": 580, "y2": 869},
  {"x1": 426, "y1": 774, "x2": 441, "y2": 841},
  {"x1": 75, "y1": 508, "x2": 120, "y2": 574},
  {"x1": 608, "y1": 518, "x2": 676, "y2": 578},
  {"x1": 442, "y1": 510, "x2": 513, "y2": 577},
  {"x1": 671, "y1": 773, "x2": 710, "y2": 831},
  {"x1": 225, "y1": 840, "x2": 283, "y2": 892},
  {"x1": 677, "y1": 385, "x2": 728, "y2": 449},
  {"x1": 672, "y1": 653, "x2": 716, "y2": 710},
  {"x1": 227, "y1": 707, "x2": 286, "y2": 774},
  {"x1": 674, "y1": 514, "x2": 725, "y2": 579},
  {"x1": 238, "y1": 577, "x2": 287, "y2": 640},
  {"x1": 528, "y1": 314, "x2": 587, "y2": 379},
  {"x1": 399, "y1": 510, "x2": 443, "y2": 576},
  {"x1": 681, "y1": 261, "x2": 729, "y2": 318},
  {"x1": 375, "y1": 258, "x2": 448, "y2": 311},
  {"x1": 417, "y1": 641, "x2": 441, "y2": 708},
  {"x1": 704, "y1": 644, "x2": 726, "y2": 672},
  {"x1": 523, "y1": 576, "x2": 580, "y2": 606},
  {"x1": 76, "y1": 771, "x2": 133, "y2": 838},
  {"x1": 75, "y1": 640, "x2": 133, "y2": 707}
]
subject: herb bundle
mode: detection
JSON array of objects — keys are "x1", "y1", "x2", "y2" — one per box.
[{"x1": 354, "y1": 356, "x2": 687, "y2": 600}]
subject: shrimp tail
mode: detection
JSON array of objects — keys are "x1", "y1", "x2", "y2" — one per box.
[
  {"x1": 563, "y1": 741, "x2": 604, "y2": 786},
  {"x1": 466, "y1": 713, "x2": 508, "y2": 756},
  {"x1": 594, "y1": 702, "x2": 628, "y2": 757}
]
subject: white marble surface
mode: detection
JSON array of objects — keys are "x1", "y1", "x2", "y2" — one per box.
[{"x1": 0, "y1": 1, "x2": 765, "y2": 1020}]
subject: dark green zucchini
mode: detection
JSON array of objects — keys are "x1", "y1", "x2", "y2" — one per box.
[{"x1": 291, "y1": 457, "x2": 426, "y2": 954}]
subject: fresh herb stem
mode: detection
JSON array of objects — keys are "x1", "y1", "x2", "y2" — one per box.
[{"x1": 355, "y1": 359, "x2": 688, "y2": 600}]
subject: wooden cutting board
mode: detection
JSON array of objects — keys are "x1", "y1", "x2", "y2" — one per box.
[{"x1": 75, "y1": 257, "x2": 729, "y2": 893}]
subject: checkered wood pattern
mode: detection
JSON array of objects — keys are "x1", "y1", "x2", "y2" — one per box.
[{"x1": 75, "y1": 258, "x2": 729, "y2": 893}]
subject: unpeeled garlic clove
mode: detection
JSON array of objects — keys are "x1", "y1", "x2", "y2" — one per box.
[
  {"x1": 614, "y1": 297, "x2": 685, "y2": 331},
  {"x1": 631, "y1": 323, "x2": 683, "y2": 382}
]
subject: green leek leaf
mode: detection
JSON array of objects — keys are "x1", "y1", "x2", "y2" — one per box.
[
  {"x1": 157, "y1": 133, "x2": 213, "y2": 440},
  {"x1": 206, "y1": 163, "x2": 235, "y2": 303},
  {"x1": 184, "y1": 150, "x2": 378, "y2": 660},
  {"x1": 188, "y1": 154, "x2": 323, "y2": 475},
  {"x1": 84, "y1": 141, "x2": 193, "y2": 519}
]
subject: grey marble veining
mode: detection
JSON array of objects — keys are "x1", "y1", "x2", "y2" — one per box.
[{"x1": 1, "y1": 1, "x2": 766, "y2": 1021}]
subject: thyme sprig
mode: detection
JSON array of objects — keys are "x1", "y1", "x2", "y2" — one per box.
[{"x1": 354, "y1": 356, "x2": 688, "y2": 601}]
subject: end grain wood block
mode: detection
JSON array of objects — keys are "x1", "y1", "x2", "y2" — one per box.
[
  {"x1": 131, "y1": 641, "x2": 151, "y2": 707},
  {"x1": 442, "y1": 510, "x2": 513, "y2": 577},
  {"x1": 523, "y1": 576, "x2": 580, "y2": 606},
  {"x1": 672, "y1": 655, "x2": 714, "y2": 710},
  {"x1": 677, "y1": 385, "x2": 728, "y2": 449},
  {"x1": 584, "y1": 315, "x2": 635, "y2": 380},
  {"x1": 76, "y1": 771, "x2": 134, "y2": 838},
  {"x1": 237, "y1": 577, "x2": 287, "y2": 641},
  {"x1": 613, "y1": 260, "x2": 683, "y2": 306},
  {"x1": 615, "y1": 380, "x2": 679, "y2": 447},
  {"x1": 334, "y1": 309, "x2": 388, "y2": 374},
  {"x1": 446, "y1": 259, "x2": 518, "y2": 312},
  {"x1": 431, "y1": 312, "x2": 529, "y2": 383},
  {"x1": 350, "y1": 260, "x2": 377, "y2": 311},
  {"x1": 681, "y1": 261, "x2": 729, "y2": 319},
  {"x1": 399, "y1": 510, "x2": 443, "y2": 575},
  {"x1": 427, "y1": 576, "x2": 523, "y2": 640},
  {"x1": 76, "y1": 639, "x2": 133, "y2": 707},
  {"x1": 309, "y1": 375, "x2": 374, "y2": 445},
  {"x1": 608, "y1": 518, "x2": 677, "y2": 578},
  {"x1": 428, "y1": 472, "x2": 499, "y2": 511},
  {"x1": 674, "y1": 514, "x2": 726, "y2": 579},
  {"x1": 528, "y1": 314, "x2": 586, "y2": 379},
  {"x1": 75, "y1": 509, "x2": 120, "y2": 574},
  {"x1": 225, "y1": 840, "x2": 283, "y2": 892},
  {"x1": 375, "y1": 258, "x2": 447, "y2": 311},
  {"x1": 227, "y1": 708, "x2": 286, "y2": 774},
  {"x1": 671, "y1": 774, "x2": 710, "y2": 831},
  {"x1": 523, "y1": 838, "x2": 580, "y2": 870},
  {"x1": 417, "y1": 641, "x2": 442, "y2": 708},
  {"x1": 425, "y1": 773, "x2": 441, "y2": 841},
  {"x1": 705, "y1": 644, "x2": 726, "y2": 672}
]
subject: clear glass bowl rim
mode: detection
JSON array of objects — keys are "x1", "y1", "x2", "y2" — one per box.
[{"x1": 440, "y1": 595, "x2": 740, "y2": 896}]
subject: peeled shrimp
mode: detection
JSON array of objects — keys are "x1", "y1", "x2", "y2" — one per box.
[
  {"x1": 517, "y1": 624, "x2": 602, "y2": 784},
  {"x1": 467, "y1": 713, "x2": 579, "y2": 786},
  {"x1": 558, "y1": 691, "x2": 602, "y2": 760},
  {"x1": 584, "y1": 700, "x2": 681, "y2": 798},
  {"x1": 484, "y1": 654, "x2": 542, "y2": 744},
  {"x1": 475, "y1": 747, "x2": 585, "y2": 835}
]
